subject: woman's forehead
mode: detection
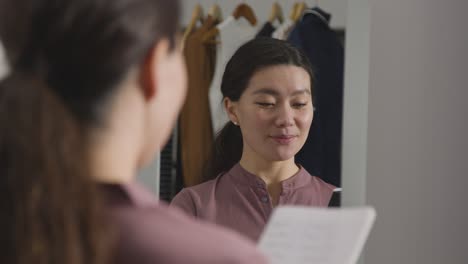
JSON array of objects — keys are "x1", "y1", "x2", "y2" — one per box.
[{"x1": 244, "y1": 65, "x2": 311, "y2": 96}]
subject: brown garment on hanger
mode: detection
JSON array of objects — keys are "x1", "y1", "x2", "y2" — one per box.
[{"x1": 180, "y1": 16, "x2": 218, "y2": 187}]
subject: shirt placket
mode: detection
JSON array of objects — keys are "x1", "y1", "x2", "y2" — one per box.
[
  {"x1": 254, "y1": 181, "x2": 273, "y2": 218},
  {"x1": 278, "y1": 182, "x2": 294, "y2": 205}
]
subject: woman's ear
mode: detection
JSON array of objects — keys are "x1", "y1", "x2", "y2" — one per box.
[
  {"x1": 139, "y1": 39, "x2": 171, "y2": 101},
  {"x1": 224, "y1": 97, "x2": 239, "y2": 125}
]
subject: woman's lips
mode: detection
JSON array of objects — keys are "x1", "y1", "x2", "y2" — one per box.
[{"x1": 270, "y1": 135, "x2": 297, "y2": 145}]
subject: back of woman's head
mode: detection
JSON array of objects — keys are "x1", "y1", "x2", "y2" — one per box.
[
  {"x1": 203, "y1": 37, "x2": 314, "y2": 181},
  {"x1": 0, "y1": 0, "x2": 179, "y2": 263}
]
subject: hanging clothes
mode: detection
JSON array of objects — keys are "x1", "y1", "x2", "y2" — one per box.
[
  {"x1": 255, "y1": 22, "x2": 276, "y2": 38},
  {"x1": 180, "y1": 16, "x2": 218, "y2": 187},
  {"x1": 272, "y1": 18, "x2": 295, "y2": 40},
  {"x1": 287, "y1": 7, "x2": 344, "y2": 187},
  {"x1": 208, "y1": 16, "x2": 257, "y2": 135}
]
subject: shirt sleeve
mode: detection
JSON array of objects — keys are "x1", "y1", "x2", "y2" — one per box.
[{"x1": 170, "y1": 188, "x2": 198, "y2": 217}]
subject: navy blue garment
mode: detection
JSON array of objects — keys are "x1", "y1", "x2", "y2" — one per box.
[
  {"x1": 256, "y1": 22, "x2": 276, "y2": 38},
  {"x1": 288, "y1": 7, "x2": 344, "y2": 187}
]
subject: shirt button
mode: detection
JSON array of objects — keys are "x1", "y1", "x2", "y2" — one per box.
[{"x1": 261, "y1": 196, "x2": 269, "y2": 203}]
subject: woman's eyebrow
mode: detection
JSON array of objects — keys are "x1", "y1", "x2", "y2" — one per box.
[
  {"x1": 291, "y1": 89, "x2": 311, "y2": 96},
  {"x1": 251, "y1": 88, "x2": 311, "y2": 96},
  {"x1": 251, "y1": 88, "x2": 279, "y2": 96}
]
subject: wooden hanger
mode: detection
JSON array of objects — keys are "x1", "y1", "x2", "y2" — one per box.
[
  {"x1": 290, "y1": 2, "x2": 300, "y2": 21},
  {"x1": 201, "y1": 4, "x2": 221, "y2": 44},
  {"x1": 293, "y1": 2, "x2": 308, "y2": 22},
  {"x1": 203, "y1": 2, "x2": 258, "y2": 44},
  {"x1": 268, "y1": 2, "x2": 284, "y2": 24},
  {"x1": 201, "y1": 27, "x2": 219, "y2": 44},
  {"x1": 208, "y1": 3, "x2": 222, "y2": 22},
  {"x1": 183, "y1": 4, "x2": 204, "y2": 45},
  {"x1": 232, "y1": 3, "x2": 257, "y2": 26}
]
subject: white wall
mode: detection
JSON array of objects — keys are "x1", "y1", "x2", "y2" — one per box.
[
  {"x1": 343, "y1": 0, "x2": 468, "y2": 263},
  {"x1": 342, "y1": 0, "x2": 370, "y2": 208},
  {"x1": 341, "y1": 1, "x2": 369, "y2": 263},
  {"x1": 181, "y1": 0, "x2": 347, "y2": 29}
]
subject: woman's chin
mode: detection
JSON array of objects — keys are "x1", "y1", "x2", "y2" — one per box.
[{"x1": 266, "y1": 150, "x2": 297, "y2": 162}]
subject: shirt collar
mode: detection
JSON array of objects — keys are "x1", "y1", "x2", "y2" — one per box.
[{"x1": 228, "y1": 163, "x2": 311, "y2": 189}]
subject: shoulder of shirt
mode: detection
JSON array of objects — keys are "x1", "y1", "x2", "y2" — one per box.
[
  {"x1": 295, "y1": 12, "x2": 332, "y2": 32},
  {"x1": 170, "y1": 172, "x2": 229, "y2": 209},
  {"x1": 299, "y1": 167, "x2": 337, "y2": 191},
  {"x1": 218, "y1": 16, "x2": 258, "y2": 34},
  {"x1": 110, "y1": 202, "x2": 268, "y2": 264},
  {"x1": 217, "y1": 16, "x2": 235, "y2": 30},
  {"x1": 176, "y1": 176, "x2": 221, "y2": 199},
  {"x1": 311, "y1": 176, "x2": 336, "y2": 191}
]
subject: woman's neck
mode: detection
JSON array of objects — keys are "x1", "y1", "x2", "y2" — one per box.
[
  {"x1": 89, "y1": 129, "x2": 139, "y2": 185},
  {"x1": 239, "y1": 152, "x2": 299, "y2": 207},
  {"x1": 88, "y1": 81, "x2": 146, "y2": 185},
  {"x1": 239, "y1": 155, "x2": 299, "y2": 186}
]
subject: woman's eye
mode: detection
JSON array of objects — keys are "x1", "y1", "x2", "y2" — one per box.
[
  {"x1": 293, "y1": 102, "x2": 308, "y2": 108},
  {"x1": 256, "y1": 102, "x2": 275, "y2": 108}
]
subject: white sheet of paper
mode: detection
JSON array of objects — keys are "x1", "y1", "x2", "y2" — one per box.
[{"x1": 258, "y1": 206, "x2": 376, "y2": 264}]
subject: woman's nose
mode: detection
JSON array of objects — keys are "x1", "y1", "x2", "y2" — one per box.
[{"x1": 274, "y1": 105, "x2": 294, "y2": 127}]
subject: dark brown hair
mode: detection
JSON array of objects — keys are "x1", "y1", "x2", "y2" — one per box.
[
  {"x1": 0, "y1": 0, "x2": 179, "y2": 263},
  {"x1": 203, "y1": 37, "x2": 315, "y2": 181}
]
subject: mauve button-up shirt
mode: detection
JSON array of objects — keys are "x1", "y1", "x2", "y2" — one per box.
[
  {"x1": 171, "y1": 163, "x2": 335, "y2": 241},
  {"x1": 100, "y1": 182, "x2": 268, "y2": 264}
]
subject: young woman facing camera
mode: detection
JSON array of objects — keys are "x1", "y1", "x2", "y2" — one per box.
[{"x1": 172, "y1": 38, "x2": 335, "y2": 242}]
